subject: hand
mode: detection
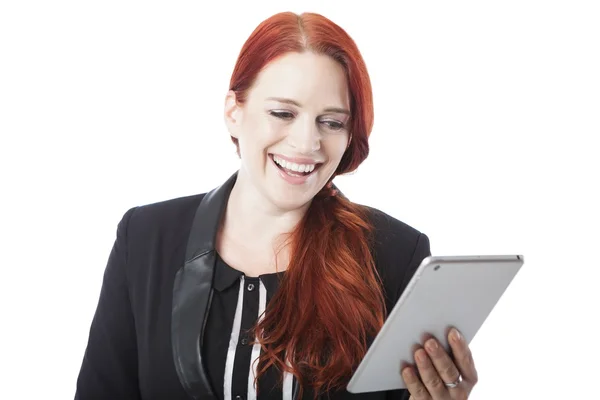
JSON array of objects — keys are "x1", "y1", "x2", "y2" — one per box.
[{"x1": 402, "y1": 328, "x2": 478, "y2": 400}]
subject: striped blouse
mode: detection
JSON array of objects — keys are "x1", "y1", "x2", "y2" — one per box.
[{"x1": 204, "y1": 254, "x2": 293, "y2": 400}]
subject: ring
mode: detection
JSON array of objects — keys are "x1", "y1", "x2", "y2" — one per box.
[{"x1": 444, "y1": 374, "x2": 463, "y2": 388}]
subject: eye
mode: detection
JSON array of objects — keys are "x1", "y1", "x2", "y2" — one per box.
[
  {"x1": 269, "y1": 110, "x2": 295, "y2": 120},
  {"x1": 320, "y1": 119, "x2": 345, "y2": 131}
]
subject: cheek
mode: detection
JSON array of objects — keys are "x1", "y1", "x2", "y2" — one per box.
[
  {"x1": 238, "y1": 115, "x2": 283, "y2": 160},
  {"x1": 242, "y1": 113, "x2": 279, "y2": 141},
  {"x1": 238, "y1": 116, "x2": 262, "y2": 149},
  {"x1": 323, "y1": 136, "x2": 350, "y2": 162}
]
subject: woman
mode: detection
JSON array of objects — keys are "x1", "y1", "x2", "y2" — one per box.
[{"x1": 75, "y1": 11, "x2": 478, "y2": 400}]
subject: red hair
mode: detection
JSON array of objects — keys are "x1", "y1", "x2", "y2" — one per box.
[{"x1": 228, "y1": 12, "x2": 384, "y2": 397}]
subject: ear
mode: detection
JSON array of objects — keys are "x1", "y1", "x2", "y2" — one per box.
[{"x1": 224, "y1": 90, "x2": 242, "y2": 139}]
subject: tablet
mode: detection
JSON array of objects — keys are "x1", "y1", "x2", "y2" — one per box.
[{"x1": 346, "y1": 255, "x2": 524, "y2": 393}]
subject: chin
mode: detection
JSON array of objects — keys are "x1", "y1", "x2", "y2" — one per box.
[{"x1": 267, "y1": 189, "x2": 315, "y2": 212}]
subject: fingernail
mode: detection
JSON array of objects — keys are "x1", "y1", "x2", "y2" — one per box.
[
  {"x1": 416, "y1": 350, "x2": 427, "y2": 363},
  {"x1": 451, "y1": 328, "x2": 461, "y2": 342},
  {"x1": 426, "y1": 339, "x2": 438, "y2": 352},
  {"x1": 403, "y1": 367, "x2": 414, "y2": 378}
]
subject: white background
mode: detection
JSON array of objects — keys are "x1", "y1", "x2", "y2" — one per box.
[{"x1": 1, "y1": 1, "x2": 598, "y2": 399}]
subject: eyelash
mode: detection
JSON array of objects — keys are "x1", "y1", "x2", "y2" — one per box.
[{"x1": 269, "y1": 111, "x2": 346, "y2": 131}]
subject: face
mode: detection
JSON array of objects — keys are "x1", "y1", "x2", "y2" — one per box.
[{"x1": 225, "y1": 51, "x2": 351, "y2": 212}]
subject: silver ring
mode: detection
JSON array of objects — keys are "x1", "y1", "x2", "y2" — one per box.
[{"x1": 444, "y1": 374, "x2": 463, "y2": 388}]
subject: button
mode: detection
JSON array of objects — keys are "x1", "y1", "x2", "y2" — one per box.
[
  {"x1": 241, "y1": 338, "x2": 248, "y2": 345},
  {"x1": 247, "y1": 283, "x2": 255, "y2": 291},
  {"x1": 235, "y1": 396, "x2": 244, "y2": 400}
]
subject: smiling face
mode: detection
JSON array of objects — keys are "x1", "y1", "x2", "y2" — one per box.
[{"x1": 225, "y1": 51, "x2": 351, "y2": 212}]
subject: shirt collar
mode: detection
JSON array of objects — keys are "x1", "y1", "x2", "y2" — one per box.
[
  {"x1": 213, "y1": 253, "x2": 243, "y2": 291},
  {"x1": 214, "y1": 253, "x2": 285, "y2": 293},
  {"x1": 259, "y1": 272, "x2": 285, "y2": 295}
]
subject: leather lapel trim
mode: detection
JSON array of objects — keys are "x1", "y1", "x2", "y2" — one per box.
[{"x1": 172, "y1": 172, "x2": 238, "y2": 399}]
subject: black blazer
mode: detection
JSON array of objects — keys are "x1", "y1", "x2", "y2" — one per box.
[{"x1": 75, "y1": 172, "x2": 431, "y2": 400}]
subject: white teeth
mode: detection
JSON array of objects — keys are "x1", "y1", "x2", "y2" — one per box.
[{"x1": 273, "y1": 155, "x2": 316, "y2": 174}]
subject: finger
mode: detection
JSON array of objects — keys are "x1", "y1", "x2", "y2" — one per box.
[
  {"x1": 402, "y1": 365, "x2": 432, "y2": 400},
  {"x1": 448, "y1": 328, "x2": 478, "y2": 384},
  {"x1": 414, "y1": 348, "x2": 449, "y2": 399},
  {"x1": 424, "y1": 338, "x2": 462, "y2": 388}
]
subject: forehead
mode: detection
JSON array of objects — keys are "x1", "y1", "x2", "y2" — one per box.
[{"x1": 247, "y1": 51, "x2": 350, "y2": 109}]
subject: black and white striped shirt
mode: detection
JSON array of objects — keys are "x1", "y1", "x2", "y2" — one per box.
[{"x1": 204, "y1": 253, "x2": 293, "y2": 400}]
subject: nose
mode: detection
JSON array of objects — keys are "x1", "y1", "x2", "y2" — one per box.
[{"x1": 288, "y1": 116, "x2": 321, "y2": 153}]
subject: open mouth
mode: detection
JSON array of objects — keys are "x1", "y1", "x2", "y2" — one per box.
[{"x1": 269, "y1": 154, "x2": 322, "y2": 177}]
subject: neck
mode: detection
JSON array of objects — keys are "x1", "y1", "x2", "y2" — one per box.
[{"x1": 221, "y1": 173, "x2": 311, "y2": 250}]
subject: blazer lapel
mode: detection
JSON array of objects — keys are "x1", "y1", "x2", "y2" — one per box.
[{"x1": 172, "y1": 172, "x2": 237, "y2": 399}]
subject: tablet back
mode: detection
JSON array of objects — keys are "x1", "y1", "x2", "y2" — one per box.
[{"x1": 346, "y1": 255, "x2": 524, "y2": 393}]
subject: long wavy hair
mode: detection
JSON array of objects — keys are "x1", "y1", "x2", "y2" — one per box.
[{"x1": 228, "y1": 12, "x2": 386, "y2": 397}]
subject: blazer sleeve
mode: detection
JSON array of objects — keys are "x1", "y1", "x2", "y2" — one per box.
[
  {"x1": 386, "y1": 232, "x2": 432, "y2": 400},
  {"x1": 395, "y1": 233, "x2": 431, "y2": 303},
  {"x1": 75, "y1": 207, "x2": 142, "y2": 400}
]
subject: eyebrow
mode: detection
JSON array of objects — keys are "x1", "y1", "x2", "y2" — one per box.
[{"x1": 266, "y1": 97, "x2": 350, "y2": 115}]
